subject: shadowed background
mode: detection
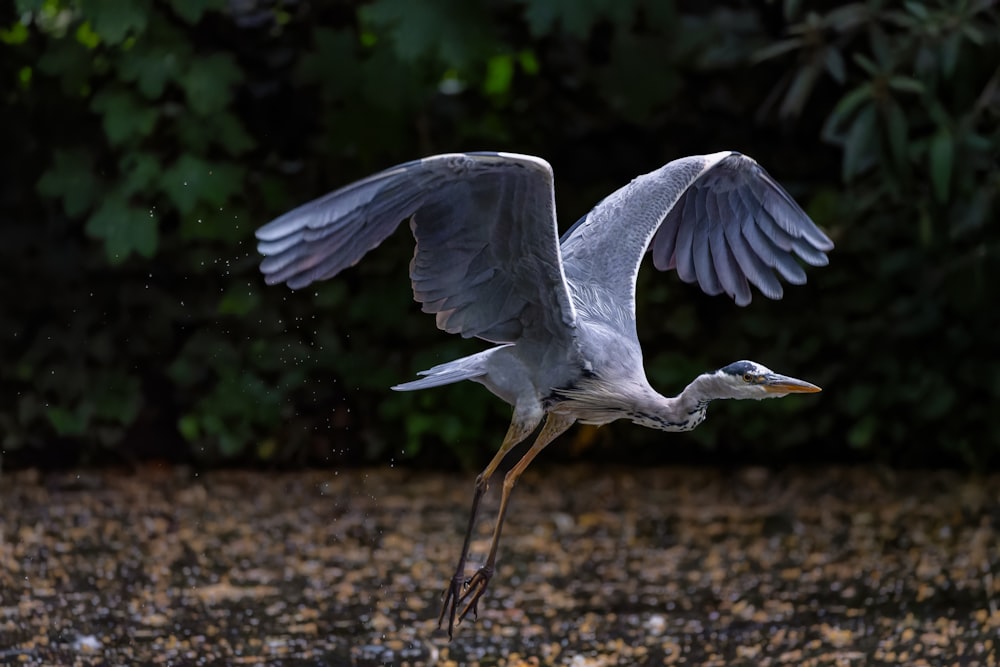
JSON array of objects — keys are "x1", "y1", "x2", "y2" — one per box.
[{"x1": 1, "y1": 0, "x2": 998, "y2": 470}]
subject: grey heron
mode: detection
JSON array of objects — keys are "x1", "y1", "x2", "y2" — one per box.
[{"x1": 255, "y1": 151, "x2": 832, "y2": 637}]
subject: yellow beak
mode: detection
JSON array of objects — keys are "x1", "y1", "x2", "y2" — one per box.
[{"x1": 763, "y1": 374, "x2": 822, "y2": 394}]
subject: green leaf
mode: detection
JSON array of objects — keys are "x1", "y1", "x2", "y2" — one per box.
[
  {"x1": 518, "y1": 49, "x2": 539, "y2": 75},
  {"x1": 79, "y1": 0, "x2": 150, "y2": 45},
  {"x1": 85, "y1": 192, "x2": 159, "y2": 262},
  {"x1": 178, "y1": 53, "x2": 242, "y2": 115},
  {"x1": 91, "y1": 371, "x2": 141, "y2": 424},
  {"x1": 918, "y1": 204, "x2": 932, "y2": 245},
  {"x1": 941, "y1": 31, "x2": 961, "y2": 77},
  {"x1": 47, "y1": 406, "x2": 89, "y2": 436},
  {"x1": 256, "y1": 438, "x2": 278, "y2": 460},
  {"x1": 483, "y1": 54, "x2": 514, "y2": 96},
  {"x1": 824, "y1": 3, "x2": 870, "y2": 32},
  {"x1": 217, "y1": 431, "x2": 245, "y2": 457},
  {"x1": 779, "y1": 60, "x2": 820, "y2": 118},
  {"x1": 37, "y1": 39, "x2": 93, "y2": 94},
  {"x1": 178, "y1": 414, "x2": 200, "y2": 441},
  {"x1": 887, "y1": 75, "x2": 924, "y2": 95},
  {"x1": 950, "y1": 188, "x2": 993, "y2": 240},
  {"x1": 37, "y1": 149, "x2": 100, "y2": 217},
  {"x1": 161, "y1": 154, "x2": 244, "y2": 215},
  {"x1": 842, "y1": 103, "x2": 876, "y2": 181},
  {"x1": 924, "y1": 97, "x2": 951, "y2": 128},
  {"x1": 170, "y1": 0, "x2": 225, "y2": 23},
  {"x1": 75, "y1": 22, "x2": 100, "y2": 49},
  {"x1": 751, "y1": 38, "x2": 802, "y2": 63},
  {"x1": 1, "y1": 22, "x2": 29, "y2": 44},
  {"x1": 868, "y1": 25, "x2": 891, "y2": 67},
  {"x1": 15, "y1": 0, "x2": 45, "y2": 12},
  {"x1": 522, "y1": 0, "x2": 632, "y2": 37},
  {"x1": 180, "y1": 207, "x2": 247, "y2": 245},
  {"x1": 929, "y1": 128, "x2": 953, "y2": 202},
  {"x1": 120, "y1": 152, "x2": 161, "y2": 197},
  {"x1": 170, "y1": 331, "x2": 239, "y2": 385},
  {"x1": 904, "y1": 1, "x2": 928, "y2": 20},
  {"x1": 218, "y1": 284, "x2": 260, "y2": 316},
  {"x1": 962, "y1": 131, "x2": 993, "y2": 152},
  {"x1": 847, "y1": 414, "x2": 877, "y2": 449},
  {"x1": 882, "y1": 9, "x2": 916, "y2": 29},
  {"x1": 214, "y1": 112, "x2": 255, "y2": 155},
  {"x1": 118, "y1": 43, "x2": 188, "y2": 98},
  {"x1": 884, "y1": 101, "x2": 908, "y2": 171},
  {"x1": 359, "y1": 0, "x2": 495, "y2": 67},
  {"x1": 91, "y1": 89, "x2": 158, "y2": 145},
  {"x1": 175, "y1": 111, "x2": 254, "y2": 156},
  {"x1": 782, "y1": 0, "x2": 802, "y2": 20},
  {"x1": 961, "y1": 23, "x2": 985, "y2": 46},
  {"x1": 824, "y1": 47, "x2": 846, "y2": 83},
  {"x1": 824, "y1": 83, "x2": 873, "y2": 139},
  {"x1": 296, "y1": 27, "x2": 359, "y2": 89},
  {"x1": 852, "y1": 53, "x2": 879, "y2": 76}
]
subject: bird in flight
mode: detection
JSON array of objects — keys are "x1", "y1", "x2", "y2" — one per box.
[{"x1": 255, "y1": 151, "x2": 832, "y2": 638}]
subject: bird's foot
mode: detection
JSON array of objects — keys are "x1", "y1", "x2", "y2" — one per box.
[
  {"x1": 438, "y1": 572, "x2": 466, "y2": 639},
  {"x1": 437, "y1": 565, "x2": 494, "y2": 639},
  {"x1": 456, "y1": 565, "x2": 493, "y2": 623}
]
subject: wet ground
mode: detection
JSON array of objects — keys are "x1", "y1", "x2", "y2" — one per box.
[{"x1": 1, "y1": 464, "x2": 997, "y2": 666}]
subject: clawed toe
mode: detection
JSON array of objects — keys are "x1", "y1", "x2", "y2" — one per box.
[
  {"x1": 438, "y1": 573, "x2": 466, "y2": 639},
  {"x1": 437, "y1": 566, "x2": 494, "y2": 639},
  {"x1": 457, "y1": 566, "x2": 492, "y2": 622}
]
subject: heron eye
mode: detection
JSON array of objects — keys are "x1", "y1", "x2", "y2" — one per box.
[{"x1": 742, "y1": 373, "x2": 753, "y2": 383}]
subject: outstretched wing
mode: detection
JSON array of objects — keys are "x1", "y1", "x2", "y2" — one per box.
[
  {"x1": 256, "y1": 152, "x2": 576, "y2": 344},
  {"x1": 559, "y1": 151, "x2": 832, "y2": 321}
]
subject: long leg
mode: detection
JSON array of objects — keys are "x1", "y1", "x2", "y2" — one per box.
[
  {"x1": 456, "y1": 413, "x2": 576, "y2": 622},
  {"x1": 438, "y1": 411, "x2": 541, "y2": 638}
]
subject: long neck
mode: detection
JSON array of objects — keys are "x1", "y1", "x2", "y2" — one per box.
[
  {"x1": 631, "y1": 373, "x2": 721, "y2": 432},
  {"x1": 551, "y1": 372, "x2": 723, "y2": 431}
]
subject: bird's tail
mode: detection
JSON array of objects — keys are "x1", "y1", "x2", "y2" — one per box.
[{"x1": 391, "y1": 346, "x2": 509, "y2": 392}]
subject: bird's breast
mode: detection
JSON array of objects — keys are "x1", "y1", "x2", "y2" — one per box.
[{"x1": 628, "y1": 403, "x2": 707, "y2": 433}]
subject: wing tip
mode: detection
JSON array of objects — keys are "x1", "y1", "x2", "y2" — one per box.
[
  {"x1": 814, "y1": 234, "x2": 835, "y2": 253},
  {"x1": 255, "y1": 219, "x2": 284, "y2": 242},
  {"x1": 733, "y1": 293, "x2": 752, "y2": 307}
]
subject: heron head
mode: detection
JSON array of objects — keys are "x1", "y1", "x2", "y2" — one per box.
[{"x1": 714, "y1": 360, "x2": 822, "y2": 400}]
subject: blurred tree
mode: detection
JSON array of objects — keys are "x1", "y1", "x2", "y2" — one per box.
[
  {"x1": 755, "y1": 0, "x2": 1000, "y2": 465},
  {"x1": 0, "y1": 0, "x2": 997, "y2": 469}
]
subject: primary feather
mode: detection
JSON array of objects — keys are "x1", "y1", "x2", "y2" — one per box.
[{"x1": 258, "y1": 151, "x2": 832, "y2": 343}]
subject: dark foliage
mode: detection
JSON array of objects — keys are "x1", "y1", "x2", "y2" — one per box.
[{"x1": 2, "y1": 0, "x2": 998, "y2": 469}]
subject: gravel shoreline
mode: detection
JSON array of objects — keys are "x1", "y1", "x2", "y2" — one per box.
[{"x1": 2, "y1": 464, "x2": 997, "y2": 665}]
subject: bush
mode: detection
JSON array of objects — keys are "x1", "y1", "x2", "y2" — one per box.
[{"x1": 1, "y1": 0, "x2": 997, "y2": 469}]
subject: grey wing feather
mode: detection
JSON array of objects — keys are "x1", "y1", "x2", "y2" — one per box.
[
  {"x1": 256, "y1": 152, "x2": 576, "y2": 344},
  {"x1": 391, "y1": 346, "x2": 508, "y2": 391},
  {"x1": 560, "y1": 152, "x2": 832, "y2": 323},
  {"x1": 257, "y1": 162, "x2": 422, "y2": 284},
  {"x1": 653, "y1": 154, "x2": 831, "y2": 306},
  {"x1": 670, "y1": 194, "x2": 698, "y2": 286}
]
